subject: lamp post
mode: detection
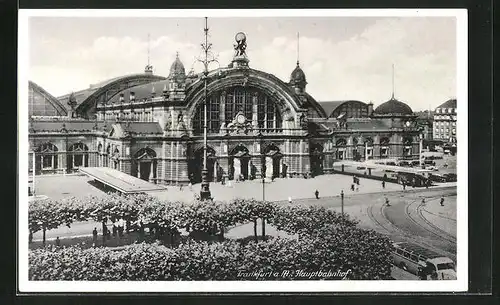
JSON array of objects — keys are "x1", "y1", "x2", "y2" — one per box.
[
  {"x1": 199, "y1": 17, "x2": 216, "y2": 201},
  {"x1": 340, "y1": 189, "x2": 344, "y2": 222},
  {"x1": 419, "y1": 133, "x2": 424, "y2": 168}
]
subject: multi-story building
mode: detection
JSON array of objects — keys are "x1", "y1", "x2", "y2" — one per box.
[
  {"x1": 27, "y1": 32, "x2": 423, "y2": 185},
  {"x1": 432, "y1": 99, "x2": 457, "y2": 143}
]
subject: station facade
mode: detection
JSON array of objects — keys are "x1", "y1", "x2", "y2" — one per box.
[{"x1": 28, "y1": 34, "x2": 425, "y2": 185}]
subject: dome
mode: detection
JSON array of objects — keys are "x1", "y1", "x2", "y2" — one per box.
[
  {"x1": 375, "y1": 97, "x2": 413, "y2": 115},
  {"x1": 169, "y1": 53, "x2": 186, "y2": 78},
  {"x1": 290, "y1": 61, "x2": 307, "y2": 84}
]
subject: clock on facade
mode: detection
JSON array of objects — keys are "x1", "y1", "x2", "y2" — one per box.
[{"x1": 236, "y1": 114, "x2": 246, "y2": 124}]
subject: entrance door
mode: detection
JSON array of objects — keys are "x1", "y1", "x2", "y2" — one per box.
[
  {"x1": 189, "y1": 147, "x2": 216, "y2": 183},
  {"x1": 139, "y1": 162, "x2": 151, "y2": 181},
  {"x1": 230, "y1": 156, "x2": 250, "y2": 180},
  {"x1": 229, "y1": 145, "x2": 250, "y2": 180}
]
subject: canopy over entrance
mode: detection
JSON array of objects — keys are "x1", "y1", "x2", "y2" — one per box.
[{"x1": 79, "y1": 167, "x2": 166, "y2": 194}]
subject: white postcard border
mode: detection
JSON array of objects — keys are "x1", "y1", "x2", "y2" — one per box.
[{"x1": 18, "y1": 8, "x2": 468, "y2": 293}]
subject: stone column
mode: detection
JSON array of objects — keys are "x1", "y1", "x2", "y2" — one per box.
[
  {"x1": 252, "y1": 92, "x2": 258, "y2": 128},
  {"x1": 220, "y1": 91, "x2": 226, "y2": 126},
  {"x1": 265, "y1": 156, "x2": 273, "y2": 179},
  {"x1": 149, "y1": 161, "x2": 154, "y2": 183},
  {"x1": 234, "y1": 158, "x2": 241, "y2": 179}
]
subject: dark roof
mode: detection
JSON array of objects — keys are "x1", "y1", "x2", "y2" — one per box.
[
  {"x1": 374, "y1": 97, "x2": 413, "y2": 115},
  {"x1": 107, "y1": 80, "x2": 170, "y2": 104},
  {"x1": 30, "y1": 120, "x2": 111, "y2": 133},
  {"x1": 169, "y1": 54, "x2": 186, "y2": 79},
  {"x1": 345, "y1": 119, "x2": 391, "y2": 130},
  {"x1": 57, "y1": 73, "x2": 164, "y2": 109},
  {"x1": 317, "y1": 101, "x2": 345, "y2": 117},
  {"x1": 290, "y1": 61, "x2": 306, "y2": 83},
  {"x1": 318, "y1": 100, "x2": 368, "y2": 118},
  {"x1": 436, "y1": 98, "x2": 457, "y2": 109},
  {"x1": 118, "y1": 122, "x2": 163, "y2": 135}
]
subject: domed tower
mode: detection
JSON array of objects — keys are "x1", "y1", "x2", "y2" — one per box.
[
  {"x1": 290, "y1": 33, "x2": 307, "y2": 94},
  {"x1": 167, "y1": 52, "x2": 187, "y2": 100},
  {"x1": 374, "y1": 97, "x2": 414, "y2": 116},
  {"x1": 290, "y1": 61, "x2": 307, "y2": 94}
]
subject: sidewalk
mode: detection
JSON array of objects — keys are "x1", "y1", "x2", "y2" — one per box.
[{"x1": 148, "y1": 175, "x2": 456, "y2": 203}]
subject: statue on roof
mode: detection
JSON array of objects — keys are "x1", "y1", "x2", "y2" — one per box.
[
  {"x1": 67, "y1": 92, "x2": 77, "y2": 118},
  {"x1": 233, "y1": 32, "x2": 247, "y2": 57}
]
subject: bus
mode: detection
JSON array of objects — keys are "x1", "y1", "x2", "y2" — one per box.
[{"x1": 391, "y1": 242, "x2": 456, "y2": 280}]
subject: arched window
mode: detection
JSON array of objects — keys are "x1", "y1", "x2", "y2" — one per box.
[
  {"x1": 36, "y1": 143, "x2": 58, "y2": 170},
  {"x1": 335, "y1": 138, "x2": 347, "y2": 160},
  {"x1": 403, "y1": 137, "x2": 413, "y2": 158},
  {"x1": 380, "y1": 137, "x2": 390, "y2": 158},
  {"x1": 330, "y1": 101, "x2": 368, "y2": 118},
  {"x1": 192, "y1": 86, "x2": 282, "y2": 134},
  {"x1": 68, "y1": 142, "x2": 89, "y2": 169},
  {"x1": 336, "y1": 138, "x2": 347, "y2": 146}
]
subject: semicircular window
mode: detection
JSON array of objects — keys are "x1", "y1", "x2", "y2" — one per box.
[{"x1": 192, "y1": 86, "x2": 282, "y2": 135}]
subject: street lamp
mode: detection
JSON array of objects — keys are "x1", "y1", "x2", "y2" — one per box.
[
  {"x1": 419, "y1": 133, "x2": 424, "y2": 167},
  {"x1": 198, "y1": 17, "x2": 218, "y2": 201},
  {"x1": 340, "y1": 189, "x2": 344, "y2": 225}
]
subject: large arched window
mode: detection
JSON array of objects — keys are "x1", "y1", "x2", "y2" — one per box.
[
  {"x1": 330, "y1": 101, "x2": 368, "y2": 118},
  {"x1": 35, "y1": 143, "x2": 58, "y2": 171},
  {"x1": 192, "y1": 86, "x2": 282, "y2": 134},
  {"x1": 68, "y1": 142, "x2": 89, "y2": 169}
]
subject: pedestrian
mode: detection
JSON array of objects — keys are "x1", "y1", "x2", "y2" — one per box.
[
  {"x1": 403, "y1": 182, "x2": 406, "y2": 190},
  {"x1": 315, "y1": 189, "x2": 319, "y2": 199},
  {"x1": 112, "y1": 220, "x2": 117, "y2": 238},
  {"x1": 421, "y1": 198, "x2": 426, "y2": 205},
  {"x1": 383, "y1": 173, "x2": 388, "y2": 181},
  {"x1": 92, "y1": 227, "x2": 98, "y2": 247},
  {"x1": 288, "y1": 196, "x2": 292, "y2": 204},
  {"x1": 356, "y1": 177, "x2": 360, "y2": 186},
  {"x1": 351, "y1": 183, "x2": 355, "y2": 191},
  {"x1": 179, "y1": 184, "x2": 183, "y2": 191},
  {"x1": 118, "y1": 218, "x2": 125, "y2": 238},
  {"x1": 440, "y1": 197, "x2": 445, "y2": 206},
  {"x1": 382, "y1": 180, "x2": 386, "y2": 189},
  {"x1": 55, "y1": 236, "x2": 60, "y2": 247},
  {"x1": 385, "y1": 197, "x2": 390, "y2": 206},
  {"x1": 353, "y1": 175, "x2": 356, "y2": 184}
]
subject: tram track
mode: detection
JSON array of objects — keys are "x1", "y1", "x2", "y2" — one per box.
[
  {"x1": 405, "y1": 197, "x2": 456, "y2": 245},
  {"x1": 366, "y1": 194, "x2": 457, "y2": 262}
]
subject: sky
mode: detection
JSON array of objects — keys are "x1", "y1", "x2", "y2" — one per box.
[{"x1": 27, "y1": 15, "x2": 457, "y2": 111}]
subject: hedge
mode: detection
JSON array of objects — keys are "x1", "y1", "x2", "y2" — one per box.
[
  {"x1": 28, "y1": 194, "x2": 358, "y2": 244},
  {"x1": 29, "y1": 224, "x2": 393, "y2": 281}
]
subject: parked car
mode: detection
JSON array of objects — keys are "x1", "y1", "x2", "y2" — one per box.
[
  {"x1": 443, "y1": 173, "x2": 457, "y2": 182},
  {"x1": 429, "y1": 173, "x2": 447, "y2": 183},
  {"x1": 391, "y1": 242, "x2": 456, "y2": 280}
]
